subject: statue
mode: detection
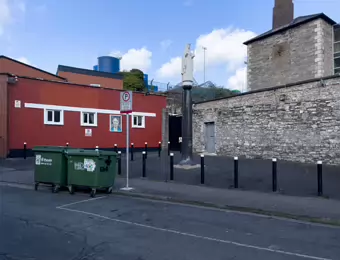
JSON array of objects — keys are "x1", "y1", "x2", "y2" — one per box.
[{"x1": 181, "y1": 44, "x2": 195, "y2": 86}]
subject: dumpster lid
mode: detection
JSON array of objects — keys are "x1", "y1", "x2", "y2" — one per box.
[
  {"x1": 32, "y1": 146, "x2": 68, "y2": 153},
  {"x1": 66, "y1": 149, "x2": 117, "y2": 157}
]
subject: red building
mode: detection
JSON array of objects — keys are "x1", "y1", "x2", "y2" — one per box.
[{"x1": 0, "y1": 58, "x2": 166, "y2": 158}]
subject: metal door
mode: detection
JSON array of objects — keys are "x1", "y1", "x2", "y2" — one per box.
[{"x1": 205, "y1": 122, "x2": 215, "y2": 153}]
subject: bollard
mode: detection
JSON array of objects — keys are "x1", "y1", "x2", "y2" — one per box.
[
  {"x1": 272, "y1": 158, "x2": 277, "y2": 192},
  {"x1": 131, "y1": 143, "x2": 134, "y2": 161},
  {"x1": 234, "y1": 157, "x2": 239, "y2": 188},
  {"x1": 200, "y1": 154, "x2": 205, "y2": 184},
  {"x1": 168, "y1": 141, "x2": 170, "y2": 156},
  {"x1": 170, "y1": 153, "x2": 174, "y2": 181},
  {"x1": 95, "y1": 146, "x2": 99, "y2": 151},
  {"x1": 66, "y1": 142, "x2": 69, "y2": 147},
  {"x1": 118, "y1": 151, "x2": 122, "y2": 175},
  {"x1": 23, "y1": 142, "x2": 27, "y2": 159},
  {"x1": 142, "y1": 151, "x2": 146, "y2": 178},
  {"x1": 317, "y1": 161, "x2": 323, "y2": 196},
  {"x1": 158, "y1": 141, "x2": 161, "y2": 157},
  {"x1": 114, "y1": 144, "x2": 118, "y2": 153},
  {"x1": 145, "y1": 142, "x2": 148, "y2": 159}
]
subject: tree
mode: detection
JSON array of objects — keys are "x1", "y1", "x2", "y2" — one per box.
[{"x1": 118, "y1": 69, "x2": 146, "y2": 92}]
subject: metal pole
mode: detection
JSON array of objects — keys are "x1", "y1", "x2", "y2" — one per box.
[
  {"x1": 125, "y1": 114, "x2": 131, "y2": 189},
  {"x1": 203, "y1": 46, "x2": 207, "y2": 83},
  {"x1": 317, "y1": 161, "x2": 323, "y2": 196},
  {"x1": 272, "y1": 158, "x2": 277, "y2": 192}
]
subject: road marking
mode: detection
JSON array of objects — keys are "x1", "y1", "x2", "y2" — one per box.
[
  {"x1": 58, "y1": 207, "x2": 332, "y2": 260},
  {"x1": 56, "y1": 196, "x2": 107, "y2": 209}
]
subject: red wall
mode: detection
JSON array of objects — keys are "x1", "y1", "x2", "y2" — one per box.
[
  {"x1": 8, "y1": 77, "x2": 166, "y2": 150},
  {"x1": 58, "y1": 71, "x2": 123, "y2": 90}
]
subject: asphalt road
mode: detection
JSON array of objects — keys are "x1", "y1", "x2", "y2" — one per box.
[{"x1": 1, "y1": 185, "x2": 340, "y2": 260}]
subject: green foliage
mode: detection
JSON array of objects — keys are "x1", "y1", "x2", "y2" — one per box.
[{"x1": 118, "y1": 69, "x2": 146, "y2": 92}]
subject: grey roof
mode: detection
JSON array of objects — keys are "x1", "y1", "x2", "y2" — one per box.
[
  {"x1": 244, "y1": 13, "x2": 337, "y2": 45},
  {"x1": 57, "y1": 65, "x2": 123, "y2": 80}
]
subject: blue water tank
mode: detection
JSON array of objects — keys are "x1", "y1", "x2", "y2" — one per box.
[
  {"x1": 143, "y1": 74, "x2": 148, "y2": 88},
  {"x1": 98, "y1": 56, "x2": 120, "y2": 74},
  {"x1": 93, "y1": 65, "x2": 99, "y2": 71}
]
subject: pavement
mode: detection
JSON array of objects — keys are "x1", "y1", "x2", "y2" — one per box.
[
  {"x1": 1, "y1": 185, "x2": 340, "y2": 260},
  {"x1": 2, "y1": 154, "x2": 340, "y2": 225}
]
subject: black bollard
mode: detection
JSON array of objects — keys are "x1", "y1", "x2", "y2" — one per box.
[
  {"x1": 118, "y1": 151, "x2": 122, "y2": 175},
  {"x1": 200, "y1": 154, "x2": 205, "y2": 184},
  {"x1": 114, "y1": 144, "x2": 118, "y2": 153},
  {"x1": 168, "y1": 141, "x2": 170, "y2": 156},
  {"x1": 66, "y1": 142, "x2": 69, "y2": 148},
  {"x1": 158, "y1": 141, "x2": 161, "y2": 157},
  {"x1": 23, "y1": 142, "x2": 27, "y2": 159},
  {"x1": 272, "y1": 158, "x2": 277, "y2": 192},
  {"x1": 317, "y1": 161, "x2": 323, "y2": 196},
  {"x1": 170, "y1": 153, "x2": 174, "y2": 181},
  {"x1": 145, "y1": 142, "x2": 148, "y2": 159},
  {"x1": 131, "y1": 143, "x2": 134, "y2": 161},
  {"x1": 234, "y1": 157, "x2": 239, "y2": 188},
  {"x1": 95, "y1": 146, "x2": 99, "y2": 151},
  {"x1": 142, "y1": 151, "x2": 146, "y2": 178}
]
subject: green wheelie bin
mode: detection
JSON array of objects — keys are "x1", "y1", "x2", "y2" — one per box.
[
  {"x1": 66, "y1": 149, "x2": 117, "y2": 197},
  {"x1": 33, "y1": 146, "x2": 69, "y2": 193}
]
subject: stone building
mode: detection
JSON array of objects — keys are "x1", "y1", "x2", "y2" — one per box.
[
  {"x1": 192, "y1": 1, "x2": 340, "y2": 165},
  {"x1": 244, "y1": 0, "x2": 340, "y2": 92}
]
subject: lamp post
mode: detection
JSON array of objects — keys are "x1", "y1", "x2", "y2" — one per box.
[{"x1": 203, "y1": 46, "x2": 207, "y2": 83}]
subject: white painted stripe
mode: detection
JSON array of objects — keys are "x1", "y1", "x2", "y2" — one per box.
[
  {"x1": 58, "y1": 207, "x2": 332, "y2": 260},
  {"x1": 24, "y1": 103, "x2": 156, "y2": 117},
  {"x1": 56, "y1": 196, "x2": 107, "y2": 209}
]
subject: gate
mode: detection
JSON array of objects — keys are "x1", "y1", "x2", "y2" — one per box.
[{"x1": 168, "y1": 115, "x2": 182, "y2": 151}]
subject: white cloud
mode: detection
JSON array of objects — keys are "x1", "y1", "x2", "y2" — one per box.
[
  {"x1": 160, "y1": 39, "x2": 173, "y2": 51},
  {"x1": 156, "y1": 27, "x2": 256, "y2": 88},
  {"x1": 109, "y1": 47, "x2": 152, "y2": 72},
  {"x1": 17, "y1": 57, "x2": 32, "y2": 65},
  {"x1": 227, "y1": 67, "x2": 247, "y2": 92},
  {"x1": 0, "y1": 0, "x2": 11, "y2": 36}
]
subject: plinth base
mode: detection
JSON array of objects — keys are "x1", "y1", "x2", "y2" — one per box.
[
  {"x1": 120, "y1": 187, "x2": 134, "y2": 191},
  {"x1": 175, "y1": 158, "x2": 200, "y2": 170}
]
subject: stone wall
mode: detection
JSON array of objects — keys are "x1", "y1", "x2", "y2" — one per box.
[
  {"x1": 193, "y1": 76, "x2": 340, "y2": 165},
  {"x1": 247, "y1": 18, "x2": 334, "y2": 92}
]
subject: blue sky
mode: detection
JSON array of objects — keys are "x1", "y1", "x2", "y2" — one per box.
[{"x1": 0, "y1": 0, "x2": 339, "y2": 91}]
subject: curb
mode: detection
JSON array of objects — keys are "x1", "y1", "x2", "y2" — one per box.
[
  {"x1": 2, "y1": 180, "x2": 340, "y2": 227},
  {"x1": 112, "y1": 190, "x2": 340, "y2": 227}
]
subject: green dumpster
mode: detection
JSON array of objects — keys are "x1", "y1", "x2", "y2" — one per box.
[
  {"x1": 33, "y1": 146, "x2": 69, "y2": 193},
  {"x1": 66, "y1": 149, "x2": 117, "y2": 197}
]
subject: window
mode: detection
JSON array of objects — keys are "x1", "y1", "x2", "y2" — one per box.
[
  {"x1": 44, "y1": 109, "x2": 64, "y2": 125},
  {"x1": 132, "y1": 115, "x2": 145, "y2": 128},
  {"x1": 334, "y1": 24, "x2": 340, "y2": 74},
  {"x1": 81, "y1": 112, "x2": 97, "y2": 126}
]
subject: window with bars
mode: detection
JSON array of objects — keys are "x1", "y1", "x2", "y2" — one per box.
[
  {"x1": 132, "y1": 115, "x2": 145, "y2": 128},
  {"x1": 81, "y1": 112, "x2": 97, "y2": 126},
  {"x1": 334, "y1": 24, "x2": 340, "y2": 74},
  {"x1": 44, "y1": 109, "x2": 64, "y2": 125}
]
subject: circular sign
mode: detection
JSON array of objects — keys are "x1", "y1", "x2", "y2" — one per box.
[{"x1": 122, "y1": 92, "x2": 130, "y2": 102}]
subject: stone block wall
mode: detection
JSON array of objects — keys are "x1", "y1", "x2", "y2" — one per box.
[
  {"x1": 193, "y1": 76, "x2": 340, "y2": 165},
  {"x1": 247, "y1": 18, "x2": 334, "y2": 91}
]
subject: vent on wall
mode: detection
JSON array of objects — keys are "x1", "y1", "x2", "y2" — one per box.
[{"x1": 90, "y1": 84, "x2": 101, "y2": 87}]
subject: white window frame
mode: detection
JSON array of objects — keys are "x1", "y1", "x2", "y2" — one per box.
[
  {"x1": 131, "y1": 115, "x2": 145, "y2": 128},
  {"x1": 44, "y1": 109, "x2": 64, "y2": 125},
  {"x1": 81, "y1": 111, "x2": 98, "y2": 127}
]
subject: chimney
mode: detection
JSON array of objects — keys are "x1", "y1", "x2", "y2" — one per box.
[{"x1": 273, "y1": 0, "x2": 294, "y2": 29}]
